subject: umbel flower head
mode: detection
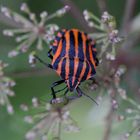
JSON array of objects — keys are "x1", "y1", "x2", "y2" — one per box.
[
  {"x1": 23, "y1": 97, "x2": 79, "y2": 140},
  {"x1": 83, "y1": 10, "x2": 123, "y2": 60},
  {"x1": 0, "y1": 60, "x2": 15, "y2": 114},
  {"x1": 0, "y1": 3, "x2": 70, "y2": 57}
]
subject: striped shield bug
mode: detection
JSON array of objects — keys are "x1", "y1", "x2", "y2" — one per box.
[{"x1": 35, "y1": 28, "x2": 99, "y2": 104}]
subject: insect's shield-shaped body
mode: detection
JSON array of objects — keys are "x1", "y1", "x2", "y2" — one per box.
[{"x1": 51, "y1": 29, "x2": 98, "y2": 92}]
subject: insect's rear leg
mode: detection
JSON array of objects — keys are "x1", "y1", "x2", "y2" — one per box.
[{"x1": 76, "y1": 87, "x2": 98, "y2": 105}]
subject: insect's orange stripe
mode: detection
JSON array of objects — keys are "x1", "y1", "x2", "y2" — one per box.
[
  {"x1": 52, "y1": 39, "x2": 62, "y2": 65},
  {"x1": 56, "y1": 58, "x2": 63, "y2": 75},
  {"x1": 72, "y1": 30, "x2": 79, "y2": 85},
  {"x1": 73, "y1": 30, "x2": 78, "y2": 57},
  {"x1": 65, "y1": 31, "x2": 70, "y2": 80},
  {"x1": 78, "y1": 32, "x2": 87, "y2": 82},
  {"x1": 65, "y1": 58, "x2": 70, "y2": 80},
  {"x1": 81, "y1": 32, "x2": 87, "y2": 60},
  {"x1": 65, "y1": 31, "x2": 70, "y2": 56},
  {"x1": 86, "y1": 62, "x2": 92, "y2": 79},
  {"x1": 78, "y1": 61, "x2": 86, "y2": 82}
]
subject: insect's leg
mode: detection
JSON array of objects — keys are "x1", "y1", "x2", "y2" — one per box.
[
  {"x1": 34, "y1": 55, "x2": 53, "y2": 69},
  {"x1": 48, "y1": 48, "x2": 53, "y2": 60},
  {"x1": 76, "y1": 87, "x2": 98, "y2": 105},
  {"x1": 55, "y1": 86, "x2": 67, "y2": 94},
  {"x1": 50, "y1": 79, "x2": 65, "y2": 99},
  {"x1": 76, "y1": 87, "x2": 83, "y2": 97},
  {"x1": 89, "y1": 77, "x2": 99, "y2": 88},
  {"x1": 64, "y1": 88, "x2": 69, "y2": 96}
]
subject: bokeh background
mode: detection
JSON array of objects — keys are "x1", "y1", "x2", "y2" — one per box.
[{"x1": 0, "y1": 0, "x2": 140, "y2": 140}]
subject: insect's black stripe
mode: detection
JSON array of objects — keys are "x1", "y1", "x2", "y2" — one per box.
[
  {"x1": 68, "y1": 31, "x2": 75, "y2": 78},
  {"x1": 86, "y1": 40, "x2": 91, "y2": 62},
  {"x1": 85, "y1": 40, "x2": 95, "y2": 75},
  {"x1": 69, "y1": 58, "x2": 74, "y2": 77},
  {"x1": 75, "y1": 32, "x2": 85, "y2": 80},
  {"x1": 78, "y1": 32, "x2": 84, "y2": 61},
  {"x1": 69, "y1": 76, "x2": 73, "y2": 90},
  {"x1": 52, "y1": 56, "x2": 61, "y2": 70},
  {"x1": 69, "y1": 30, "x2": 75, "y2": 57},
  {"x1": 91, "y1": 44, "x2": 97, "y2": 60},
  {"x1": 52, "y1": 37, "x2": 66, "y2": 70},
  {"x1": 61, "y1": 36, "x2": 67, "y2": 57},
  {"x1": 74, "y1": 31, "x2": 86, "y2": 80},
  {"x1": 60, "y1": 57, "x2": 66, "y2": 79},
  {"x1": 81, "y1": 61, "x2": 90, "y2": 81}
]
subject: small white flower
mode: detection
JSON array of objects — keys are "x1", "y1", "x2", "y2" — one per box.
[
  {"x1": 7, "y1": 105, "x2": 14, "y2": 114},
  {"x1": 32, "y1": 97, "x2": 39, "y2": 107},
  {"x1": 20, "y1": 3, "x2": 29, "y2": 12},
  {"x1": 3, "y1": 30, "x2": 14, "y2": 36},
  {"x1": 8, "y1": 50, "x2": 19, "y2": 57},
  {"x1": 83, "y1": 10, "x2": 90, "y2": 21},
  {"x1": 20, "y1": 104, "x2": 29, "y2": 111},
  {"x1": 28, "y1": 53, "x2": 36, "y2": 66},
  {"x1": 40, "y1": 11, "x2": 48, "y2": 19},
  {"x1": 106, "y1": 52, "x2": 115, "y2": 60},
  {"x1": 24, "y1": 116, "x2": 33, "y2": 124}
]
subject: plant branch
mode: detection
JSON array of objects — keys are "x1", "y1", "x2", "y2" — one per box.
[
  {"x1": 7, "y1": 68, "x2": 54, "y2": 78},
  {"x1": 111, "y1": 50, "x2": 140, "y2": 70},
  {"x1": 121, "y1": 0, "x2": 137, "y2": 35},
  {"x1": 96, "y1": 0, "x2": 107, "y2": 14},
  {"x1": 59, "y1": 0, "x2": 94, "y2": 33},
  {"x1": 103, "y1": 103, "x2": 114, "y2": 140},
  {"x1": 5, "y1": 50, "x2": 140, "y2": 78}
]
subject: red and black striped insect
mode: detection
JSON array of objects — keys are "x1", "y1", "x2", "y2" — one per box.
[{"x1": 35, "y1": 28, "x2": 98, "y2": 103}]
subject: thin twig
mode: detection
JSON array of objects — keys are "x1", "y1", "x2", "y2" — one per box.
[
  {"x1": 96, "y1": 0, "x2": 107, "y2": 14},
  {"x1": 103, "y1": 107, "x2": 114, "y2": 140},
  {"x1": 7, "y1": 68, "x2": 54, "y2": 78},
  {"x1": 59, "y1": 0, "x2": 94, "y2": 33},
  {"x1": 122, "y1": 32, "x2": 140, "y2": 49},
  {"x1": 113, "y1": 51, "x2": 140, "y2": 69},
  {"x1": 121, "y1": 0, "x2": 137, "y2": 35},
  {"x1": 5, "y1": 50, "x2": 140, "y2": 78}
]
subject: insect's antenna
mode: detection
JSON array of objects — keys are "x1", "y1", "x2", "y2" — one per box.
[
  {"x1": 77, "y1": 87, "x2": 98, "y2": 105},
  {"x1": 34, "y1": 55, "x2": 53, "y2": 69}
]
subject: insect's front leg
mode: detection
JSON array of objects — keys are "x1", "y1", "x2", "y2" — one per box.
[
  {"x1": 34, "y1": 55, "x2": 53, "y2": 69},
  {"x1": 50, "y1": 79, "x2": 65, "y2": 103}
]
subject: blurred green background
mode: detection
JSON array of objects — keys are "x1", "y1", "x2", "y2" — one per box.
[{"x1": 0, "y1": 0, "x2": 140, "y2": 140}]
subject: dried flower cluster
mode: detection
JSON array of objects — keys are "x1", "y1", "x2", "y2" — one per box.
[
  {"x1": 0, "y1": 60, "x2": 15, "y2": 114},
  {"x1": 0, "y1": 3, "x2": 70, "y2": 57},
  {"x1": 83, "y1": 10, "x2": 123, "y2": 60},
  {"x1": 21, "y1": 97, "x2": 79, "y2": 140},
  {"x1": 118, "y1": 91, "x2": 140, "y2": 140}
]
